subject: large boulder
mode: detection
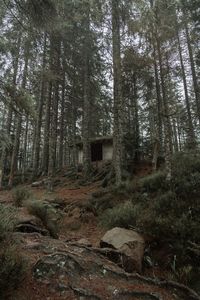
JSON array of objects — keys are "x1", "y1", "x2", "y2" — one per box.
[{"x1": 100, "y1": 227, "x2": 145, "y2": 273}]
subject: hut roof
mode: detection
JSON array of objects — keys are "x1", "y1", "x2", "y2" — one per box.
[{"x1": 74, "y1": 136, "x2": 113, "y2": 147}]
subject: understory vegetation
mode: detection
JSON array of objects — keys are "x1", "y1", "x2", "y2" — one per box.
[
  {"x1": 100, "y1": 151, "x2": 200, "y2": 244},
  {"x1": 99, "y1": 151, "x2": 200, "y2": 285},
  {"x1": 12, "y1": 186, "x2": 32, "y2": 207},
  {"x1": 0, "y1": 204, "x2": 26, "y2": 297}
]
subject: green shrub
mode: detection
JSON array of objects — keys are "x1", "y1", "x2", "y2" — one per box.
[
  {"x1": 153, "y1": 191, "x2": 177, "y2": 214},
  {"x1": 0, "y1": 204, "x2": 17, "y2": 241},
  {"x1": 139, "y1": 171, "x2": 167, "y2": 192},
  {"x1": 168, "y1": 265, "x2": 194, "y2": 285},
  {"x1": 99, "y1": 201, "x2": 141, "y2": 229},
  {"x1": 173, "y1": 171, "x2": 200, "y2": 198},
  {"x1": 87, "y1": 194, "x2": 115, "y2": 215},
  {"x1": 172, "y1": 150, "x2": 200, "y2": 177},
  {"x1": 172, "y1": 151, "x2": 200, "y2": 198},
  {"x1": 99, "y1": 151, "x2": 200, "y2": 245},
  {"x1": 0, "y1": 243, "x2": 27, "y2": 296},
  {"x1": 26, "y1": 200, "x2": 62, "y2": 238},
  {"x1": 12, "y1": 187, "x2": 31, "y2": 207},
  {"x1": 135, "y1": 191, "x2": 200, "y2": 242},
  {"x1": 0, "y1": 205, "x2": 27, "y2": 297},
  {"x1": 124, "y1": 180, "x2": 137, "y2": 193}
]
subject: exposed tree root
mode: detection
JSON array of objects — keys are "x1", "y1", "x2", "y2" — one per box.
[
  {"x1": 69, "y1": 286, "x2": 101, "y2": 300},
  {"x1": 117, "y1": 290, "x2": 162, "y2": 300}
]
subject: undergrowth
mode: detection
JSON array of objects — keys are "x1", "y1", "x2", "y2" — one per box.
[
  {"x1": 12, "y1": 186, "x2": 31, "y2": 207},
  {"x1": 0, "y1": 204, "x2": 27, "y2": 297},
  {"x1": 100, "y1": 150, "x2": 200, "y2": 244},
  {"x1": 99, "y1": 151, "x2": 200, "y2": 287},
  {"x1": 0, "y1": 242, "x2": 27, "y2": 294},
  {"x1": 0, "y1": 204, "x2": 17, "y2": 241}
]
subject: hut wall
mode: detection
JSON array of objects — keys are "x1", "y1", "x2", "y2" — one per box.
[{"x1": 102, "y1": 143, "x2": 113, "y2": 161}]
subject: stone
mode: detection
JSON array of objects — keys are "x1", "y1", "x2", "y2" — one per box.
[
  {"x1": 31, "y1": 180, "x2": 44, "y2": 187},
  {"x1": 100, "y1": 227, "x2": 145, "y2": 273},
  {"x1": 77, "y1": 238, "x2": 92, "y2": 247}
]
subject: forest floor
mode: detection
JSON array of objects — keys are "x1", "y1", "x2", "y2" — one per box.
[{"x1": 1, "y1": 172, "x2": 200, "y2": 300}]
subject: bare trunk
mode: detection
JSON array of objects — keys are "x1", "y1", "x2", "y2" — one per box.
[
  {"x1": 177, "y1": 26, "x2": 196, "y2": 148},
  {"x1": 82, "y1": 3, "x2": 92, "y2": 178},
  {"x1": 184, "y1": 19, "x2": 200, "y2": 124},
  {"x1": 153, "y1": 1, "x2": 172, "y2": 180},
  {"x1": 8, "y1": 37, "x2": 30, "y2": 188},
  {"x1": 157, "y1": 41, "x2": 172, "y2": 180},
  {"x1": 0, "y1": 34, "x2": 21, "y2": 189},
  {"x1": 133, "y1": 76, "x2": 140, "y2": 162},
  {"x1": 48, "y1": 34, "x2": 61, "y2": 176},
  {"x1": 33, "y1": 32, "x2": 47, "y2": 178},
  {"x1": 58, "y1": 68, "x2": 65, "y2": 170},
  {"x1": 112, "y1": 0, "x2": 124, "y2": 185},
  {"x1": 42, "y1": 37, "x2": 53, "y2": 175},
  {"x1": 22, "y1": 117, "x2": 29, "y2": 182}
]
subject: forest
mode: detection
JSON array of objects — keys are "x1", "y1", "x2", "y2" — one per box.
[{"x1": 0, "y1": 0, "x2": 200, "y2": 299}]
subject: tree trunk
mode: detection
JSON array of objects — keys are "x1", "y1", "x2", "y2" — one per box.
[
  {"x1": 33, "y1": 32, "x2": 47, "y2": 178},
  {"x1": 152, "y1": 39, "x2": 163, "y2": 151},
  {"x1": 8, "y1": 36, "x2": 30, "y2": 188},
  {"x1": 150, "y1": 0, "x2": 163, "y2": 155},
  {"x1": 48, "y1": 34, "x2": 61, "y2": 176},
  {"x1": 82, "y1": 2, "x2": 92, "y2": 178},
  {"x1": 172, "y1": 118, "x2": 179, "y2": 152},
  {"x1": 153, "y1": 1, "x2": 172, "y2": 180},
  {"x1": 133, "y1": 76, "x2": 140, "y2": 162},
  {"x1": 176, "y1": 25, "x2": 196, "y2": 148},
  {"x1": 22, "y1": 116, "x2": 29, "y2": 182},
  {"x1": 0, "y1": 34, "x2": 21, "y2": 189},
  {"x1": 112, "y1": 0, "x2": 124, "y2": 185},
  {"x1": 58, "y1": 65, "x2": 65, "y2": 170},
  {"x1": 157, "y1": 41, "x2": 172, "y2": 180},
  {"x1": 184, "y1": 16, "x2": 200, "y2": 124},
  {"x1": 42, "y1": 36, "x2": 53, "y2": 175}
]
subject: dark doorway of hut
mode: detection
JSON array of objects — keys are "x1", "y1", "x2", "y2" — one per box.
[{"x1": 91, "y1": 143, "x2": 102, "y2": 162}]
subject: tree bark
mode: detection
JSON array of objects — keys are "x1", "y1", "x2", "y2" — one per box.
[
  {"x1": 151, "y1": 0, "x2": 172, "y2": 180},
  {"x1": 183, "y1": 15, "x2": 200, "y2": 124},
  {"x1": 0, "y1": 34, "x2": 21, "y2": 189},
  {"x1": 33, "y1": 32, "x2": 47, "y2": 178},
  {"x1": 112, "y1": 0, "x2": 124, "y2": 185},
  {"x1": 82, "y1": 2, "x2": 92, "y2": 178},
  {"x1": 176, "y1": 24, "x2": 196, "y2": 148},
  {"x1": 58, "y1": 62, "x2": 65, "y2": 170},
  {"x1": 22, "y1": 116, "x2": 29, "y2": 182},
  {"x1": 8, "y1": 36, "x2": 30, "y2": 188},
  {"x1": 42, "y1": 35, "x2": 53, "y2": 175}
]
